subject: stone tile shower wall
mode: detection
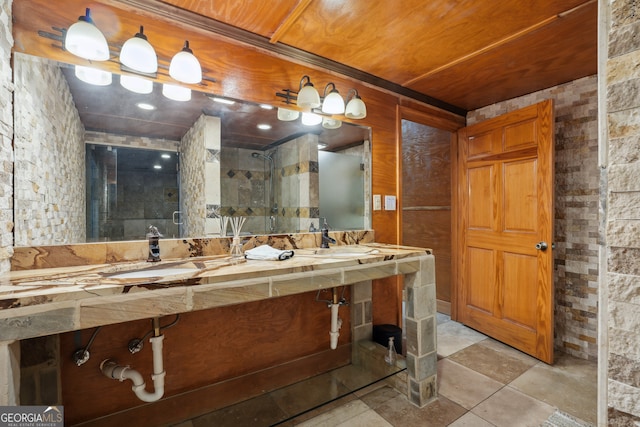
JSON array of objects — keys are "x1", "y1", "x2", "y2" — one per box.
[
  {"x1": 13, "y1": 53, "x2": 85, "y2": 246},
  {"x1": 605, "y1": 0, "x2": 640, "y2": 422},
  {"x1": 467, "y1": 75, "x2": 599, "y2": 361},
  {"x1": 180, "y1": 115, "x2": 221, "y2": 237},
  {"x1": 220, "y1": 147, "x2": 273, "y2": 235},
  {"x1": 0, "y1": 0, "x2": 12, "y2": 273}
]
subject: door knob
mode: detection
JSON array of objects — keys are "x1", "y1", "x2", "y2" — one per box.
[{"x1": 535, "y1": 241, "x2": 548, "y2": 251}]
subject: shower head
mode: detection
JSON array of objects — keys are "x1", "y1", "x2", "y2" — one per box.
[{"x1": 251, "y1": 152, "x2": 272, "y2": 161}]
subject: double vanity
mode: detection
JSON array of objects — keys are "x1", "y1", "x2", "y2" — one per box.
[{"x1": 1, "y1": 230, "x2": 437, "y2": 422}]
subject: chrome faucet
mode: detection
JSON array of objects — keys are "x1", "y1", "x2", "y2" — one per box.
[
  {"x1": 147, "y1": 225, "x2": 162, "y2": 262},
  {"x1": 320, "y1": 218, "x2": 336, "y2": 249}
]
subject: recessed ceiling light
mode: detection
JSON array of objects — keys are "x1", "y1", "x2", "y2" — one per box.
[
  {"x1": 161, "y1": 153, "x2": 171, "y2": 159},
  {"x1": 260, "y1": 104, "x2": 274, "y2": 110},
  {"x1": 257, "y1": 124, "x2": 272, "y2": 130},
  {"x1": 211, "y1": 97, "x2": 235, "y2": 105},
  {"x1": 136, "y1": 102, "x2": 156, "y2": 110},
  {"x1": 153, "y1": 164, "x2": 162, "y2": 169}
]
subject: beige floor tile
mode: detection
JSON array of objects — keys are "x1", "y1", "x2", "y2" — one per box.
[
  {"x1": 509, "y1": 353, "x2": 597, "y2": 425},
  {"x1": 448, "y1": 412, "x2": 496, "y2": 426},
  {"x1": 437, "y1": 321, "x2": 487, "y2": 357},
  {"x1": 359, "y1": 385, "x2": 403, "y2": 409},
  {"x1": 471, "y1": 386, "x2": 556, "y2": 427},
  {"x1": 437, "y1": 359, "x2": 504, "y2": 410},
  {"x1": 374, "y1": 394, "x2": 467, "y2": 426},
  {"x1": 448, "y1": 340, "x2": 538, "y2": 384}
]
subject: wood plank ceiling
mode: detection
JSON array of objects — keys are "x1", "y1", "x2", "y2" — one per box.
[
  {"x1": 160, "y1": 0, "x2": 597, "y2": 112},
  {"x1": 12, "y1": 0, "x2": 597, "y2": 146}
]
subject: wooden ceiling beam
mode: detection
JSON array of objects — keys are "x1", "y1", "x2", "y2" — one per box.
[{"x1": 269, "y1": 0, "x2": 313, "y2": 44}]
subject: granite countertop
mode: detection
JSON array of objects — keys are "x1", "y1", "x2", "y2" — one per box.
[{"x1": 0, "y1": 243, "x2": 432, "y2": 341}]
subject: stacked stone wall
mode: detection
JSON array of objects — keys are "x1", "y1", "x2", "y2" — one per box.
[
  {"x1": 0, "y1": 0, "x2": 13, "y2": 273},
  {"x1": 605, "y1": 0, "x2": 640, "y2": 422}
]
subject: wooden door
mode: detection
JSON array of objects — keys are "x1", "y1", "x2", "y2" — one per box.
[{"x1": 456, "y1": 100, "x2": 554, "y2": 363}]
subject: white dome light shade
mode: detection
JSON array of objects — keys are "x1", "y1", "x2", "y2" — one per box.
[
  {"x1": 296, "y1": 76, "x2": 321, "y2": 109},
  {"x1": 120, "y1": 75, "x2": 153, "y2": 94},
  {"x1": 277, "y1": 108, "x2": 300, "y2": 121},
  {"x1": 301, "y1": 112, "x2": 322, "y2": 126},
  {"x1": 119, "y1": 26, "x2": 158, "y2": 73},
  {"x1": 322, "y1": 117, "x2": 342, "y2": 129},
  {"x1": 162, "y1": 83, "x2": 191, "y2": 101},
  {"x1": 321, "y1": 83, "x2": 345, "y2": 115},
  {"x1": 344, "y1": 89, "x2": 367, "y2": 119},
  {"x1": 169, "y1": 41, "x2": 202, "y2": 84},
  {"x1": 75, "y1": 65, "x2": 112, "y2": 86},
  {"x1": 65, "y1": 8, "x2": 109, "y2": 61}
]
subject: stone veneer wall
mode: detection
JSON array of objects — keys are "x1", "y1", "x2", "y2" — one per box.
[
  {"x1": 467, "y1": 75, "x2": 599, "y2": 361},
  {"x1": 279, "y1": 133, "x2": 318, "y2": 233},
  {"x1": 13, "y1": 53, "x2": 85, "y2": 246},
  {"x1": 604, "y1": 0, "x2": 640, "y2": 422},
  {"x1": 180, "y1": 115, "x2": 221, "y2": 237},
  {"x1": 0, "y1": 0, "x2": 12, "y2": 274}
]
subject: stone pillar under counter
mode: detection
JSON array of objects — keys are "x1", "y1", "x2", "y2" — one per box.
[{"x1": 0, "y1": 340, "x2": 20, "y2": 405}]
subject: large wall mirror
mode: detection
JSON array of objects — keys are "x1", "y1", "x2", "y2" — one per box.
[{"x1": 13, "y1": 53, "x2": 371, "y2": 246}]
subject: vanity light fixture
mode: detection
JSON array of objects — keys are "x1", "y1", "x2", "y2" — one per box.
[
  {"x1": 277, "y1": 107, "x2": 300, "y2": 121},
  {"x1": 344, "y1": 89, "x2": 367, "y2": 119},
  {"x1": 275, "y1": 77, "x2": 366, "y2": 122},
  {"x1": 75, "y1": 65, "x2": 112, "y2": 86},
  {"x1": 321, "y1": 83, "x2": 345, "y2": 115},
  {"x1": 301, "y1": 112, "x2": 322, "y2": 126},
  {"x1": 162, "y1": 84, "x2": 191, "y2": 102},
  {"x1": 322, "y1": 117, "x2": 342, "y2": 129},
  {"x1": 64, "y1": 8, "x2": 109, "y2": 61},
  {"x1": 120, "y1": 75, "x2": 153, "y2": 94},
  {"x1": 296, "y1": 75, "x2": 321, "y2": 109},
  {"x1": 169, "y1": 41, "x2": 202, "y2": 84},
  {"x1": 119, "y1": 26, "x2": 158, "y2": 74}
]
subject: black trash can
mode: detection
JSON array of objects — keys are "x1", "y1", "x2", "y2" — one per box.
[{"x1": 372, "y1": 324, "x2": 402, "y2": 354}]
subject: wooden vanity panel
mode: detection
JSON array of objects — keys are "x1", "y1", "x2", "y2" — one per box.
[{"x1": 60, "y1": 291, "x2": 351, "y2": 425}]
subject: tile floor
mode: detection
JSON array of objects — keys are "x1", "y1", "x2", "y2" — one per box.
[{"x1": 176, "y1": 314, "x2": 597, "y2": 427}]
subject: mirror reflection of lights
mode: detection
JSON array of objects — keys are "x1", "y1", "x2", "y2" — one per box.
[
  {"x1": 153, "y1": 165, "x2": 162, "y2": 169},
  {"x1": 211, "y1": 97, "x2": 235, "y2": 105},
  {"x1": 136, "y1": 102, "x2": 156, "y2": 110},
  {"x1": 257, "y1": 124, "x2": 272, "y2": 130},
  {"x1": 259, "y1": 104, "x2": 274, "y2": 110},
  {"x1": 161, "y1": 153, "x2": 171, "y2": 159}
]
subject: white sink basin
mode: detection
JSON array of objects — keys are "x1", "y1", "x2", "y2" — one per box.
[{"x1": 108, "y1": 268, "x2": 198, "y2": 279}]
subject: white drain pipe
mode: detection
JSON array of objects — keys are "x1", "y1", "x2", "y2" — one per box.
[
  {"x1": 329, "y1": 303, "x2": 342, "y2": 349},
  {"x1": 100, "y1": 334, "x2": 166, "y2": 402}
]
